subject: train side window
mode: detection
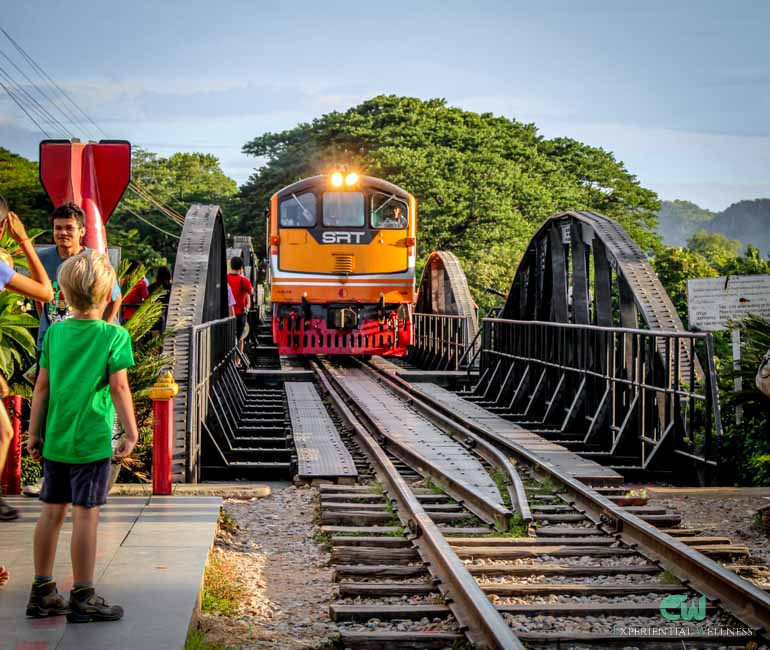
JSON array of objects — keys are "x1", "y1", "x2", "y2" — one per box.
[
  {"x1": 323, "y1": 192, "x2": 364, "y2": 227},
  {"x1": 280, "y1": 192, "x2": 316, "y2": 227},
  {"x1": 371, "y1": 193, "x2": 408, "y2": 229}
]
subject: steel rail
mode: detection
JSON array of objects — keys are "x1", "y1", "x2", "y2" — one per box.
[
  {"x1": 319, "y1": 359, "x2": 513, "y2": 530},
  {"x1": 358, "y1": 357, "x2": 532, "y2": 524},
  {"x1": 397, "y1": 375, "x2": 770, "y2": 637},
  {"x1": 309, "y1": 359, "x2": 523, "y2": 650}
]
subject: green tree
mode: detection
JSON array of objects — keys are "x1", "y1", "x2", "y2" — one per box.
[
  {"x1": 687, "y1": 230, "x2": 741, "y2": 270},
  {"x1": 0, "y1": 148, "x2": 53, "y2": 241},
  {"x1": 109, "y1": 149, "x2": 239, "y2": 264},
  {"x1": 720, "y1": 244, "x2": 770, "y2": 276},
  {"x1": 238, "y1": 95, "x2": 661, "y2": 306},
  {"x1": 652, "y1": 247, "x2": 718, "y2": 327}
]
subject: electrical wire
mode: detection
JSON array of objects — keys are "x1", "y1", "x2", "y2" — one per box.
[
  {"x1": 0, "y1": 60, "x2": 72, "y2": 138},
  {"x1": 0, "y1": 76, "x2": 51, "y2": 137},
  {"x1": 0, "y1": 46, "x2": 78, "y2": 137},
  {"x1": 120, "y1": 208, "x2": 181, "y2": 239},
  {"x1": 0, "y1": 24, "x2": 104, "y2": 140},
  {"x1": 0, "y1": 24, "x2": 188, "y2": 226}
]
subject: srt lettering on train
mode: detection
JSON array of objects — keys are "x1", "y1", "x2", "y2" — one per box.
[{"x1": 322, "y1": 231, "x2": 365, "y2": 244}]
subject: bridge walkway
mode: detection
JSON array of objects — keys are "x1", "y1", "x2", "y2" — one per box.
[
  {"x1": 0, "y1": 495, "x2": 220, "y2": 650},
  {"x1": 413, "y1": 382, "x2": 623, "y2": 485}
]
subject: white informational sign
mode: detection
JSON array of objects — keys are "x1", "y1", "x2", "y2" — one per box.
[{"x1": 687, "y1": 275, "x2": 770, "y2": 332}]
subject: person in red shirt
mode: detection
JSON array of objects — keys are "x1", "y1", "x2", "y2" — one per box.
[
  {"x1": 120, "y1": 260, "x2": 149, "y2": 322},
  {"x1": 226, "y1": 256, "x2": 253, "y2": 357}
]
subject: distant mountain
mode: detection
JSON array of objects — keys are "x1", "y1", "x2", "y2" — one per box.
[
  {"x1": 658, "y1": 198, "x2": 770, "y2": 255},
  {"x1": 708, "y1": 199, "x2": 770, "y2": 256},
  {"x1": 658, "y1": 200, "x2": 715, "y2": 247}
]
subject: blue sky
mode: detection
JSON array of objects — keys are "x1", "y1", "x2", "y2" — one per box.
[{"x1": 1, "y1": 0, "x2": 769, "y2": 211}]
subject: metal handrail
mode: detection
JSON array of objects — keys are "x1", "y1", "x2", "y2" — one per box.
[
  {"x1": 186, "y1": 316, "x2": 237, "y2": 481},
  {"x1": 478, "y1": 317, "x2": 722, "y2": 476}
]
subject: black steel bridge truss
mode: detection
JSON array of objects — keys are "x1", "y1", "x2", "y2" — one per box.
[{"x1": 412, "y1": 211, "x2": 723, "y2": 483}]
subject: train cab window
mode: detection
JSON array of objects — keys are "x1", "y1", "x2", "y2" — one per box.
[
  {"x1": 323, "y1": 192, "x2": 364, "y2": 227},
  {"x1": 371, "y1": 193, "x2": 408, "y2": 229},
  {"x1": 280, "y1": 192, "x2": 316, "y2": 227}
]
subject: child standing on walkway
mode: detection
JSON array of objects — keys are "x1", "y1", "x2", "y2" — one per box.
[{"x1": 25, "y1": 251, "x2": 138, "y2": 622}]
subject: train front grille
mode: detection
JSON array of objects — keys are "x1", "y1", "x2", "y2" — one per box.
[{"x1": 333, "y1": 254, "x2": 354, "y2": 274}]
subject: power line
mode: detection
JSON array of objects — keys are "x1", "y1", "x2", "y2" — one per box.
[
  {"x1": 0, "y1": 45, "x2": 82, "y2": 138},
  {"x1": 119, "y1": 208, "x2": 181, "y2": 239},
  {"x1": 128, "y1": 182, "x2": 186, "y2": 225},
  {"x1": 0, "y1": 24, "x2": 105, "y2": 139},
  {"x1": 0, "y1": 76, "x2": 51, "y2": 137},
  {"x1": 0, "y1": 60, "x2": 73, "y2": 138},
  {"x1": 0, "y1": 24, "x2": 188, "y2": 227}
]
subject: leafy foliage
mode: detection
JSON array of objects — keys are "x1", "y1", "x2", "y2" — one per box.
[
  {"x1": 652, "y1": 247, "x2": 718, "y2": 327},
  {"x1": 238, "y1": 95, "x2": 661, "y2": 307},
  {"x1": 718, "y1": 315, "x2": 770, "y2": 485},
  {"x1": 0, "y1": 229, "x2": 41, "y2": 381},
  {"x1": 0, "y1": 148, "x2": 53, "y2": 240},
  {"x1": 108, "y1": 148, "x2": 239, "y2": 265},
  {"x1": 687, "y1": 231, "x2": 741, "y2": 269}
]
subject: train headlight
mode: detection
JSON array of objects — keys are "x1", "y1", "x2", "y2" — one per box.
[
  {"x1": 345, "y1": 172, "x2": 359, "y2": 186},
  {"x1": 331, "y1": 172, "x2": 343, "y2": 187}
]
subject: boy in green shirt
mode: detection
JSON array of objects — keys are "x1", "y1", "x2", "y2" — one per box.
[{"x1": 25, "y1": 251, "x2": 139, "y2": 622}]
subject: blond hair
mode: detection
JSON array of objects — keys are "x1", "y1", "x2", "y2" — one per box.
[{"x1": 57, "y1": 250, "x2": 116, "y2": 312}]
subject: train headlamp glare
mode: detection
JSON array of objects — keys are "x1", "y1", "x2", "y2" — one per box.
[
  {"x1": 331, "y1": 172, "x2": 343, "y2": 187},
  {"x1": 345, "y1": 172, "x2": 359, "y2": 186}
]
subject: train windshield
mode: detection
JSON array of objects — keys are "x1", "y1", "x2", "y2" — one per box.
[
  {"x1": 371, "y1": 192, "x2": 408, "y2": 229},
  {"x1": 323, "y1": 192, "x2": 364, "y2": 227},
  {"x1": 280, "y1": 192, "x2": 316, "y2": 227}
]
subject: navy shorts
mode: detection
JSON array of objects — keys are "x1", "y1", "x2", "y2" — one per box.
[
  {"x1": 39, "y1": 458, "x2": 111, "y2": 508},
  {"x1": 236, "y1": 313, "x2": 247, "y2": 339}
]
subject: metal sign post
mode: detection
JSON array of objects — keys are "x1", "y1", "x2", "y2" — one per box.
[{"x1": 688, "y1": 274, "x2": 770, "y2": 424}]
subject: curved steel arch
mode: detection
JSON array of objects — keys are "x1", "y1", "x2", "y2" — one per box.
[
  {"x1": 502, "y1": 210, "x2": 697, "y2": 383},
  {"x1": 503, "y1": 210, "x2": 683, "y2": 332},
  {"x1": 164, "y1": 204, "x2": 228, "y2": 480},
  {"x1": 416, "y1": 251, "x2": 478, "y2": 335}
]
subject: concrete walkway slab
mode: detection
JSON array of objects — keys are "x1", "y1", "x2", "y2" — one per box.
[{"x1": 0, "y1": 495, "x2": 220, "y2": 650}]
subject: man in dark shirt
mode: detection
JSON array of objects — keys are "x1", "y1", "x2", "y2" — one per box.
[{"x1": 36, "y1": 203, "x2": 122, "y2": 348}]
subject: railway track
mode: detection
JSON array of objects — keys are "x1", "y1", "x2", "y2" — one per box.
[{"x1": 307, "y1": 356, "x2": 770, "y2": 649}]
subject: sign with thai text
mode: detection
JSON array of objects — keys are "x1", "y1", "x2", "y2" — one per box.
[{"x1": 687, "y1": 275, "x2": 770, "y2": 331}]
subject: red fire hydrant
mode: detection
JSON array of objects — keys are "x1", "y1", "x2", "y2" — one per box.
[
  {"x1": 1, "y1": 396, "x2": 22, "y2": 495},
  {"x1": 149, "y1": 372, "x2": 178, "y2": 496}
]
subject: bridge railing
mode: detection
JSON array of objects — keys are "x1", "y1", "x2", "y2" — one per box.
[
  {"x1": 187, "y1": 316, "x2": 238, "y2": 481},
  {"x1": 476, "y1": 318, "x2": 722, "y2": 478},
  {"x1": 410, "y1": 313, "x2": 477, "y2": 371}
]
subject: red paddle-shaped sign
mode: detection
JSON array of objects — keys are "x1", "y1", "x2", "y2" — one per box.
[{"x1": 39, "y1": 140, "x2": 131, "y2": 253}]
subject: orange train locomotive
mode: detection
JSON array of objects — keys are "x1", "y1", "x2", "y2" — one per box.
[{"x1": 267, "y1": 172, "x2": 416, "y2": 356}]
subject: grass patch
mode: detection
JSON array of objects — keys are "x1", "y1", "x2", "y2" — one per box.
[
  {"x1": 185, "y1": 630, "x2": 232, "y2": 650},
  {"x1": 491, "y1": 469, "x2": 513, "y2": 508},
  {"x1": 422, "y1": 476, "x2": 446, "y2": 495},
  {"x1": 491, "y1": 514, "x2": 528, "y2": 537},
  {"x1": 658, "y1": 569, "x2": 681, "y2": 585},
  {"x1": 385, "y1": 526, "x2": 406, "y2": 537},
  {"x1": 537, "y1": 477, "x2": 561, "y2": 495},
  {"x1": 313, "y1": 530, "x2": 333, "y2": 552},
  {"x1": 384, "y1": 499, "x2": 401, "y2": 527},
  {"x1": 217, "y1": 508, "x2": 238, "y2": 535},
  {"x1": 201, "y1": 550, "x2": 246, "y2": 616}
]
